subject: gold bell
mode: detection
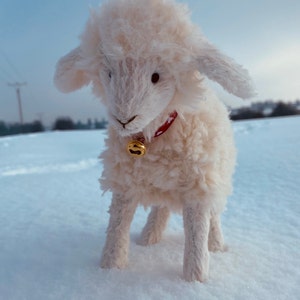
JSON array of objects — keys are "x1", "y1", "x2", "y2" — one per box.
[{"x1": 127, "y1": 140, "x2": 146, "y2": 157}]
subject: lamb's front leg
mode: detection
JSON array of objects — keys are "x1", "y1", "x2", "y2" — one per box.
[
  {"x1": 182, "y1": 201, "x2": 210, "y2": 282},
  {"x1": 100, "y1": 194, "x2": 137, "y2": 269}
]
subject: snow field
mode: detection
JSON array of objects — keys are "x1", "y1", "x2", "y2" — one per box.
[{"x1": 0, "y1": 117, "x2": 299, "y2": 299}]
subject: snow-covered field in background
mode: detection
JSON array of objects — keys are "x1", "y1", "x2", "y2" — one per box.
[{"x1": 0, "y1": 116, "x2": 299, "y2": 300}]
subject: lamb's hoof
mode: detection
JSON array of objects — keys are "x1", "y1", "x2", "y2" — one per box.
[
  {"x1": 100, "y1": 255, "x2": 127, "y2": 269},
  {"x1": 183, "y1": 268, "x2": 209, "y2": 283},
  {"x1": 208, "y1": 242, "x2": 228, "y2": 252},
  {"x1": 183, "y1": 255, "x2": 209, "y2": 282},
  {"x1": 137, "y1": 232, "x2": 162, "y2": 246}
]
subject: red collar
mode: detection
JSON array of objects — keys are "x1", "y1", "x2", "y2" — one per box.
[
  {"x1": 133, "y1": 111, "x2": 178, "y2": 143},
  {"x1": 154, "y1": 111, "x2": 178, "y2": 138}
]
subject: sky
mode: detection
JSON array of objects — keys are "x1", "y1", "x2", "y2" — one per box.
[{"x1": 0, "y1": 0, "x2": 300, "y2": 126}]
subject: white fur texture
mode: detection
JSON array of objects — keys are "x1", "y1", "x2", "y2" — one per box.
[{"x1": 54, "y1": 0, "x2": 254, "y2": 282}]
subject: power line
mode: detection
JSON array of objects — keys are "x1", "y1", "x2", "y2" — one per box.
[
  {"x1": 0, "y1": 65, "x2": 17, "y2": 82},
  {"x1": 8, "y1": 82, "x2": 26, "y2": 125},
  {"x1": 0, "y1": 49, "x2": 25, "y2": 82},
  {"x1": 0, "y1": 70, "x2": 7, "y2": 82}
]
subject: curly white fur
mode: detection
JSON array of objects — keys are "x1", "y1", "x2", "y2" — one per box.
[{"x1": 54, "y1": 0, "x2": 254, "y2": 282}]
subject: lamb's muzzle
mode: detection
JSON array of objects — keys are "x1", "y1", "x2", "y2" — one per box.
[{"x1": 116, "y1": 115, "x2": 137, "y2": 129}]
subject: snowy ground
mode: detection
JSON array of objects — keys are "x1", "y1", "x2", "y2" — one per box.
[{"x1": 0, "y1": 116, "x2": 299, "y2": 300}]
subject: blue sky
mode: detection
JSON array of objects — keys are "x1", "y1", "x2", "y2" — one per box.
[{"x1": 0, "y1": 0, "x2": 299, "y2": 125}]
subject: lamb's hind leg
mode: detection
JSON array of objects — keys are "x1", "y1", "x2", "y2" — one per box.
[
  {"x1": 183, "y1": 201, "x2": 210, "y2": 282},
  {"x1": 100, "y1": 194, "x2": 137, "y2": 269},
  {"x1": 208, "y1": 214, "x2": 227, "y2": 252},
  {"x1": 138, "y1": 206, "x2": 170, "y2": 246}
]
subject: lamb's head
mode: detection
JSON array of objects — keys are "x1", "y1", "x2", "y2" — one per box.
[
  {"x1": 54, "y1": 0, "x2": 255, "y2": 137},
  {"x1": 98, "y1": 56, "x2": 179, "y2": 136}
]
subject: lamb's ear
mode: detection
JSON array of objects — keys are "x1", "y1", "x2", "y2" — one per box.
[
  {"x1": 54, "y1": 47, "x2": 90, "y2": 93},
  {"x1": 196, "y1": 41, "x2": 255, "y2": 99}
]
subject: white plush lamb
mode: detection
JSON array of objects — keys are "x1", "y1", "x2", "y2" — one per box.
[{"x1": 54, "y1": 0, "x2": 254, "y2": 282}]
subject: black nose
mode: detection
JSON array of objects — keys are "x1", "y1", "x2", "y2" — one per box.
[{"x1": 116, "y1": 115, "x2": 137, "y2": 128}]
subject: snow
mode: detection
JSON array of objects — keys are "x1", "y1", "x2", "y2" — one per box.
[{"x1": 0, "y1": 116, "x2": 299, "y2": 300}]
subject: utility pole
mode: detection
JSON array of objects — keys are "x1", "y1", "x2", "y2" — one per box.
[{"x1": 8, "y1": 82, "x2": 26, "y2": 125}]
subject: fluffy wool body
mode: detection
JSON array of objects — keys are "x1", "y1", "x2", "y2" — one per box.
[
  {"x1": 54, "y1": 0, "x2": 254, "y2": 282},
  {"x1": 101, "y1": 94, "x2": 235, "y2": 213}
]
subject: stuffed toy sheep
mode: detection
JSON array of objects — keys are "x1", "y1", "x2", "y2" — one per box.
[{"x1": 54, "y1": 0, "x2": 254, "y2": 282}]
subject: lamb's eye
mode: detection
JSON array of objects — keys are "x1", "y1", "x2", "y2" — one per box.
[
  {"x1": 108, "y1": 72, "x2": 112, "y2": 79},
  {"x1": 151, "y1": 73, "x2": 160, "y2": 84}
]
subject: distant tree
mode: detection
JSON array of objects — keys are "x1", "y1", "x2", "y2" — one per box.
[
  {"x1": 0, "y1": 121, "x2": 8, "y2": 136},
  {"x1": 0, "y1": 120, "x2": 45, "y2": 136},
  {"x1": 7, "y1": 123, "x2": 23, "y2": 135},
  {"x1": 53, "y1": 117, "x2": 75, "y2": 130},
  {"x1": 94, "y1": 118, "x2": 108, "y2": 129},
  {"x1": 30, "y1": 120, "x2": 45, "y2": 132},
  {"x1": 271, "y1": 102, "x2": 299, "y2": 117},
  {"x1": 230, "y1": 109, "x2": 264, "y2": 121},
  {"x1": 75, "y1": 120, "x2": 85, "y2": 130},
  {"x1": 20, "y1": 123, "x2": 31, "y2": 134},
  {"x1": 87, "y1": 118, "x2": 93, "y2": 129}
]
